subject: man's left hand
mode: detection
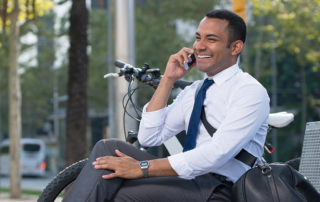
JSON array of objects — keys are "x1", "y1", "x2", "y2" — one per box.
[{"x1": 92, "y1": 149, "x2": 143, "y2": 180}]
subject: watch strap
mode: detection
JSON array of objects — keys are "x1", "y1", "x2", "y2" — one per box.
[{"x1": 140, "y1": 161, "x2": 149, "y2": 177}]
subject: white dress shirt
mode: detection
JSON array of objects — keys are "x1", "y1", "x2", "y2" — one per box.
[{"x1": 138, "y1": 63, "x2": 270, "y2": 182}]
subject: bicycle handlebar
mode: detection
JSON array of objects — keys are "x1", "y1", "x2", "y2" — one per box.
[
  {"x1": 105, "y1": 60, "x2": 192, "y2": 89},
  {"x1": 173, "y1": 79, "x2": 193, "y2": 89},
  {"x1": 114, "y1": 60, "x2": 126, "y2": 68}
]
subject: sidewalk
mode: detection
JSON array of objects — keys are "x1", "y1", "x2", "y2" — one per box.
[
  {"x1": 0, "y1": 174, "x2": 62, "y2": 202},
  {"x1": 0, "y1": 193, "x2": 38, "y2": 202},
  {"x1": 0, "y1": 193, "x2": 62, "y2": 202}
]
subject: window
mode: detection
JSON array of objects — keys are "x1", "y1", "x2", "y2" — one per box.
[
  {"x1": 0, "y1": 146, "x2": 9, "y2": 154},
  {"x1": 23, "y1": 144, "x2": 40, "y2": 152}
]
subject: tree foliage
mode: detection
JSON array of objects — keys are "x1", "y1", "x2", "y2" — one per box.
[
  {"x1": 247, "y1": 0, "x2": 320, "y2": 160},
  {"x1": 0, "y1": 0, "x2": 54, "y2": 31}
]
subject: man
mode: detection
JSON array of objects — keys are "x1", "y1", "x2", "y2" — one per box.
[{"x1": 63, "y1": 9, "x2": 269, "y2": 202}]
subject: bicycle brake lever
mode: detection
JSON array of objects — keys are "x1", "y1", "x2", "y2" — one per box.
[{"x1": 103, "y1": 73, "x2": 119, "y2": 78}]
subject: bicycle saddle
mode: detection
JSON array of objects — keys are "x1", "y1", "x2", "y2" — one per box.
[{"x1": 268, "y1": 112, "x2": 294, "y2": 128}]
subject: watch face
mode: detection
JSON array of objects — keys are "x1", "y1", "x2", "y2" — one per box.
[{"x1": 140, "y1": 161, "x2": 149, "y2": 168}]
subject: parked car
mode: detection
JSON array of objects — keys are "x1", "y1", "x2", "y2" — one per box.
[{"x1": 0, "y1": 138, "x2": 46, "y2": 177}]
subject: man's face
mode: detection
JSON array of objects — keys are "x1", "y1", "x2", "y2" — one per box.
[{"x1": 193, "y1": 17, "x2": 237, "y2": 76}]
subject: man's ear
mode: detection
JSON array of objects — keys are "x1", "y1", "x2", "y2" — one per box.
[{"x1": 230, "y1": 40, "x2": 243, "y2": 56}]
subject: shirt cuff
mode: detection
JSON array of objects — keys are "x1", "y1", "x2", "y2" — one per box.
[
  {"x1": 141, "y1": 103, "x2": 167, "y2": 127},
  {"x1": 168, "y1": 153, "x2": 194, "y2": 179}
]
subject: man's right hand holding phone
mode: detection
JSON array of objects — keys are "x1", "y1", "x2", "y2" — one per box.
[
  {"x1": 163, "y1": 47, "x2": 196, "y2": 83},
  {"x1": 146, "y1": 48, "x2": 195, "y2": 112}
]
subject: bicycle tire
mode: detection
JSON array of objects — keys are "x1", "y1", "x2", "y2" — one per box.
[{"x1": 37, "y1": 158, "x2": 88, "y2": 202}]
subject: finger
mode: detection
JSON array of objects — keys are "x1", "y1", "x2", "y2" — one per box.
[
  {"x1": 93, "y1": 157, "x2": 111, "y2": 165},
  {"x1": 102, "y1": 172, "x2": 118, "y2": 180},
  {"x1": 176, "y1": 49, "x2": 188, "y2": 64},
  {"x1": 93, "y1": 158, "x2": 116, "y2": 169},
  {"x1": 182, "y1": 47, "x2": 194, "y2": 62},
  {"x1": 182, "y1": 47, "x2": 194, "y2": 54},
  {"x1": 94, "y1": 162, "x2": 111, "y2": 169},
  {"x1": 181, "y1": 54, "x2": 189, "y2": 65},
  {"x1": 97, "y1": 155, "x2": 118, "y2": 162},
  {"x1": 115, "y1": 149, "x2": 126, "y2": 157},
  {"x1": 95, "y1": 155, "x2": 110, "y2": 161},
  {"x1": 177, "y1": 54, "x2": 186, "y2": 67}
]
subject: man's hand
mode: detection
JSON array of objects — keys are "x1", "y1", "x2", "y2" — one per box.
[
  {"x1": 93, "y1": 149, "x2": 143, "y2": 180},
  {"x1": 145, "y1": 47, "x2": 195, "y2": 112},
  {"x1": 163, "y1": 47, "x2": 195, "y2": 82}
]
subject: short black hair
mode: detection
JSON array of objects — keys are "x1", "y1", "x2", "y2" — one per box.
[{"x1": 206, "y1": 9, "x2": 246, "y2": 46}]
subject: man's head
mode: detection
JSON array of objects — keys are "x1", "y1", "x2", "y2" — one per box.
[
  {"x1": 193, "y1": 9, "x2": 246, "y2": 76},
  {"x1": 206, "y1": 9, "x2": 246, "y2": 47}
]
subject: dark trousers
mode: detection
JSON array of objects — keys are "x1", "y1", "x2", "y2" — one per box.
[{"x1": 62, "y1": 139, "x2": 233, "y2": 202}]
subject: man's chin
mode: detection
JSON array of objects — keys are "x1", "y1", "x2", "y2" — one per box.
[{"x1": 196, "y1": 64, "x2": 211, "y2": 72}]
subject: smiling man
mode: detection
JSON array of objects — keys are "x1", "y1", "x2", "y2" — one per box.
[{"x1": 62, "y1": 9, "x2": 270, "y2": 202}]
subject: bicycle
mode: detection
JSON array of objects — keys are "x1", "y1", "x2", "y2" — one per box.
[{"x1": 37, "y1": 61, "x2": 299, "y2": 202}]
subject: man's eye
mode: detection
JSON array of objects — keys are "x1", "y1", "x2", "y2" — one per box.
[{"x1": 208, "y1": 38, "x2": 217, "y2": 42}]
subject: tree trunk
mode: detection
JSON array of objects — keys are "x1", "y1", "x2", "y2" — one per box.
[
  {"x1": 65, "y1": 0, "x2": 89, "y2": 166},
  {"x1": 8, "y1": 0, "x2": 21, "y2": 198}
]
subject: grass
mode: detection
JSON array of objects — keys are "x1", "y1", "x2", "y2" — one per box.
[{"x1": 0, "y1": 187, "x2": 42, "y2": 196}]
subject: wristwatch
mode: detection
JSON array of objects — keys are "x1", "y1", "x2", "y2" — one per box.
[{"x1": 139, "y1": 161, "x2": 149, "y2": 178}]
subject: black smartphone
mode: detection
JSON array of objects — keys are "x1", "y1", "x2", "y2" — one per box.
[{"x1": 184, "y1": 54, "x2": 196, "y2": 70}]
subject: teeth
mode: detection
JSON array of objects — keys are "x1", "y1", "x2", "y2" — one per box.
[{"x1": 198, "y1": 55, "x2": 211, "y2": 58}]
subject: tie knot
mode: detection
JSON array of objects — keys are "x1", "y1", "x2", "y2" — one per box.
[{"x1": 202, "y1": 79, "x2": 214, "y2": 91}]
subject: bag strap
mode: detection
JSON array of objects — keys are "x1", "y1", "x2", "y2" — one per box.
[
  {"x1": 201, "y1": 106, "x2": 216, "y2": 135},
  {"x1": 195, "y1": 80, "x2": 257, "y2": 168},
  {"x1": 234, "y1": 149, "x2": 257, "y2": 168}
]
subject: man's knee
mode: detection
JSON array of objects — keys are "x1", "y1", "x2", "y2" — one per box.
[
  {"x1": 94, "y1": 138, "x2": 122, "y2": 147},
  {"x1": 92, "y1": 138, "x2": 123, "y2": 156}
]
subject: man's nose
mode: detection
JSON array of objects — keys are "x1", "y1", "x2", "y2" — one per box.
[{"x1": 193, "y1": 40, "x2": 206, "y2": 51}]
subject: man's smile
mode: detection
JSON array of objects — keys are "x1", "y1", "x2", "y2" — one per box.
[{"x1": 197, "y1": 55, "x2": 212, "y2": 58}]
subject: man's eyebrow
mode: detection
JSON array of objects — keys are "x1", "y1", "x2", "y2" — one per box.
[
  {"x1": 206, "y1": 33, "x2": 219, "y2": 38},
  {"x1": 195, "y1": 32, "x2": 220, "y2": 38}
]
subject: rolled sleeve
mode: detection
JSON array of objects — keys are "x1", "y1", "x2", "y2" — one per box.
[
  {"x1": 168, "y1": 153, "x2": 194, "y2": 179},
  {"x1": 138, "y1": 91, "x2": 187, "y2": 147},
  {"x1": 140, "y1": 103, "x2": 167, "y2": 128},
  {"x1": 138, "y1": 103, "x2": 168, "y2": 146}
]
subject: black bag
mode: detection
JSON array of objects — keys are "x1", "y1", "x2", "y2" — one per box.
[{"x1": 232, "y1": 163, "x2": 320, "y2": 202}]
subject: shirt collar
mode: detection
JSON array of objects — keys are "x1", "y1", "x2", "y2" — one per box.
[{"x1": 206, "y1": 63, "x2": 241, "y2": 86}]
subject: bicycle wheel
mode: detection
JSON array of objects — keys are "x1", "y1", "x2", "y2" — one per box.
[{"x1": 38, "y1": 158, "x2": 88, "y2": 202}]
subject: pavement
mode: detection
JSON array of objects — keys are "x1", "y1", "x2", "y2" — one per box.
[
  {"x1": 0, "y1": 193, "x2": 36, "y2": 202},
  {"x1": 0, "y1": 193, "x2": 63, "y2": 202},
  {"x1": 0, "y1": 174, "x2": 62, "y2": 202},
  {"x1": 0, "y1": 191, "x2": 63, "y2": 202}
]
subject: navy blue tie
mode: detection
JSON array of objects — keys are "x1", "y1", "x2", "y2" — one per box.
[{"x1": 183, "y1": 79, "x2": 214, "y2": 152}]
